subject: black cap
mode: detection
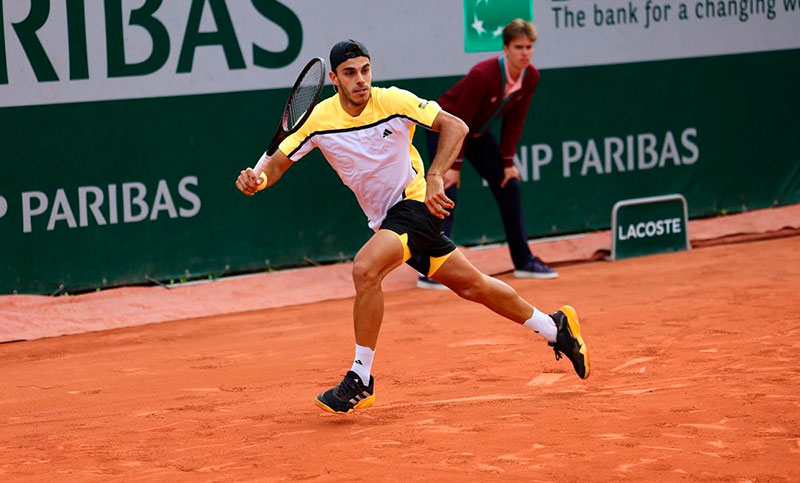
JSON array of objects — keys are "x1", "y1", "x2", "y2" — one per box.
[{"x1": 329, "y1": 39, "x2": 370, "y2": 72}]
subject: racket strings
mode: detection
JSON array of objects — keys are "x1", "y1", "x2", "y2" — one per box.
[{"x1": 284, "y1": 61, "x2": 325, "y2": 131}]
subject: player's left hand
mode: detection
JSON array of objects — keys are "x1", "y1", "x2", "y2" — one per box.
[
  {"x1": 500, "y1": 165, "x2": 521, "y2": 188},
  {"x1": 424, "y1": 174, "x2": 454, "y2": 219},
  {"x1": 236, "y1": 167, "x2": 263, "y2": 196}
]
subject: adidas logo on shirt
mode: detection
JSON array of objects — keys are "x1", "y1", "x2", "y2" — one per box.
[{"x1": 382, "y1": 129, "x2": 393, "y2": 138}]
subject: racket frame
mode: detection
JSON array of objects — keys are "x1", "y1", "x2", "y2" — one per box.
[{"x1": 265, "y1": 57, "x2": 327, "y2": 157}]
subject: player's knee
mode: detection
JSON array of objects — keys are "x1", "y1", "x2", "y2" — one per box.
[
  {"x1": 352, "y1": 259, "x2": 381, "y2": 289},
  {"x1": 452, "y1": 275, "x2": 487, "y2": 302}
]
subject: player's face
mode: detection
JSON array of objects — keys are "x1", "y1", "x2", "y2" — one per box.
[
  {"x1": 331, "y1": 57, "x2": 372, "y2": 107},
  {"x1": 503, "y1": 36, "x2": 534, "y2": 72}
]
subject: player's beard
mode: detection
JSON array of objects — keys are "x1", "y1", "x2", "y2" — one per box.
[
  {"x1": 342, "y1": 84, "x2": 370, "y2": 107},
  {"x1": 339, "y1": 78, "x2": 372, "y2": 106}
]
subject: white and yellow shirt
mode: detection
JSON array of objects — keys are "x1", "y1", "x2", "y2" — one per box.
[{"x1": 278, "y1": 86, "x2": 441, "y2": 230}]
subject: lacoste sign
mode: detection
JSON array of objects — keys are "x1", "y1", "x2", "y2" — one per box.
[{"x1": 611, "y1": 194, "x2": 690, "y2": 260}]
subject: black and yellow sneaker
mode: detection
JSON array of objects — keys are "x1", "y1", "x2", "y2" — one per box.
[
  {"x1": 315, "y1": 371, "x2": 375, "y2": 414},
  {"x1": 549, "y1": 305, "x2": 590, "y2": 379}
]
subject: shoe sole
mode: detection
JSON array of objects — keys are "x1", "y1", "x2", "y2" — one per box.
[
  {"x1": 314, "y1": 394, "x2": 375, "y2": 415},
  {"x1": 513, "y1": 270, "x2": 558, "y2": 280},
  {"x1": 560, "y1": 304, "x2": 590, "y2": 379},
  {"x1": 416, "y1": 280, "x2": 449, "y2": 290}
]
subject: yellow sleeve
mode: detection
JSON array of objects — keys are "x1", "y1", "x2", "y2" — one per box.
[
  {"x1": 383, "y1": 87, "x2": 441, "y2": 128},
  {"x1": 278, "y1": 120, "x2": 315, "y2": 161}
]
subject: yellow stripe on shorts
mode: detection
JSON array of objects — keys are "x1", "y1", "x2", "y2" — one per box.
[
  {"x1": 391, "y1": 232, "x2": 412, "y2": 262},
  {"x1": 427, "y1": 251, "x2": 453, "y2": 277}
]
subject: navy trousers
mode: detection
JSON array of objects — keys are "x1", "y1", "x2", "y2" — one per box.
[{"x1": 426, "y1": 130, "x2": 533, "y2": 268}]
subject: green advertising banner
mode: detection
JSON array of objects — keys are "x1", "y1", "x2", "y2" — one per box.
[{"x1": 2, "y1": 48, "x2": 799, "y2": 294}]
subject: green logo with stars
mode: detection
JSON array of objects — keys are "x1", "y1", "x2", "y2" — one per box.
[{"x1": 463, "y1": 0, "x2": 534, "y2": 53}]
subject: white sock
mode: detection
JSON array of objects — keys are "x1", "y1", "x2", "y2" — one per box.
[
  {"x1": 523, "y1": 308, "x2": 557, "y2": 343},
  {"x1": 350, "y1": 344, "x2": 375, "y2": 384}
]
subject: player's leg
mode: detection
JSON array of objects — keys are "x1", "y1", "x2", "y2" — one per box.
[
  {"x1": 468, "y1": 135, "x2": 557, "y2": 279},
  {"x1": 431, "y1": 248, "x2": 533, "y2": 322},
  {"x1": 431, "y1": 248, "x2": 589, "y2": 379},
  {"x1": 351, "y1": 229, "x2": 405, "y2": 348},
  {"x1": 315, "y1": 229, "x2": 404, "y2": 414}
]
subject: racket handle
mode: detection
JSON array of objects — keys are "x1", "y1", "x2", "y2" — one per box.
[
  {"x1": 253, "y1": 151, "x2": 268, "y2": 175},
  {"x1": 253, "y1": 152, "x2": 269, "y2": 191}
]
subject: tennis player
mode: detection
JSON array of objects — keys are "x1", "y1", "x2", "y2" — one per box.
[{"x1": 235, "y1": 39, "x2": 589, "y2": 415}]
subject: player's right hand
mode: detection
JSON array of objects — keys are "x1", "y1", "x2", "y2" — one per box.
[
  {"x1": 424, "y1": 174, "x2": 455, "y2": 219},
  {"x1": 235, "y1": 167, "x2": 262, "y2": 196}
]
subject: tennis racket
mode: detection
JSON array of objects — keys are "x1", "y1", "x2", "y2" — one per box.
[{"x1": 254, "y1": 57, "x2": 326, "y2": 174}]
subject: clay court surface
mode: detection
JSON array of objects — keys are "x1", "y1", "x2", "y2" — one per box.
[{"x1": 2, "y1": 235, "x2": 799, "y2": 481}]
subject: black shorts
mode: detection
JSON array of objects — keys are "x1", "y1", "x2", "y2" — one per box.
[{"x1": 380, "y1": 199, "x2": 457, "y2": 277}]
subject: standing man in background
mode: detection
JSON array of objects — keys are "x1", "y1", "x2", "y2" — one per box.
[{"x1": 419, "y1": 19, "x2": 557, "y2": 289}]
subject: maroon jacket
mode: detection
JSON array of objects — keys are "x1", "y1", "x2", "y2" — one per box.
[{"x1": 438, "y1": 57, "x2": 539, "y2": 169}]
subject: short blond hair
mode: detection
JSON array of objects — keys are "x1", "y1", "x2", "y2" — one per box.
[{"x1": 502, "y1": 19, "x2": 537, "y2": 45}]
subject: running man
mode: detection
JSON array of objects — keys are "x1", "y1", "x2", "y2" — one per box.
[
  {"x1": 235, "y1": 39, "x2": 589, "y2": 415},
  {"x1": 419, "y1": 20, "x2": 556, "y2": 290}
]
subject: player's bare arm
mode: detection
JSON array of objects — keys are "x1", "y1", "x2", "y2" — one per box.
[
  {"x1": 425, "y1": 110, "x2": 468, "y2": 218},
  {"x1": 235, "y1": 149, "x2": 293, "y2": 196}
]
